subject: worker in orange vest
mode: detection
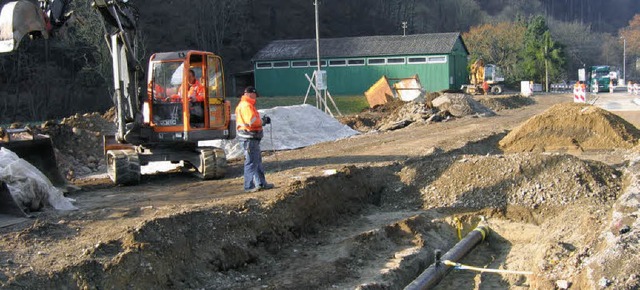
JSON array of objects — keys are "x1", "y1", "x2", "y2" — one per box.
[
  {"x1": 167, "y1": 70, "x2": 204, "y2": 103},
  {"x1": 236, "y1": 86, "x2": 274, "y2": 192}
]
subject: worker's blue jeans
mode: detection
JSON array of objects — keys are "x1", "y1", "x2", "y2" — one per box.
[{"x1": 240, "y1": 138, "x2": 267, "y2": 190}]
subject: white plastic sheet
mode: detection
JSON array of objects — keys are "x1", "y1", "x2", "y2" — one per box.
[
  {"x1": 0, "y1": 148, "x2": 76, "y2": 212},
  {"x1": 202, "y1": 104, "x2": 359, "y2": 159}
]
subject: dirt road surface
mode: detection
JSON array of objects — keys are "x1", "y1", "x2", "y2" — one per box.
[{"x1": 1, "y1": 93, "x2": 639, "y2": 289}]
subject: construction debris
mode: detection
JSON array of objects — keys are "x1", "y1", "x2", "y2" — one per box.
[
  {"x1": 431, "y1": 93, "x2": 496, "y2": 118},
  {"x1": 371, "y1": 93, "x2": 496, "y2": 132}
]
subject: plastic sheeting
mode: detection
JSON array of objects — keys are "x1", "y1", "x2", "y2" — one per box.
[
  {"x1": 202, "y1": 104, "x2": 359, "y2": 159},
  {"x1": 0, "y1": 148, "x2": 76, "y2": 212}
]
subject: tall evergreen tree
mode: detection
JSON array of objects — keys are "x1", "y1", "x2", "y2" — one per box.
[{"x1": 521, "y1": 16, "x2": 565, "y2": 87}]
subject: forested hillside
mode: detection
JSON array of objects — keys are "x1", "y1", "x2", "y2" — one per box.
[{"x1": 0, "y1": 0, "x2": 638, "y2": 122}]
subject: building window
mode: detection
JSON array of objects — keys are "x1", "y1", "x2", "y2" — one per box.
[
  {"x1": 427, "y1": 56, "x2": 447, "y2": 63},
  {"x1": 348, "y1": 59, "x2": 365, "y2": 66},
  {"x1": 408, "y1": 57, "x2": 427, "y2": 64},
  {"x1": 329, "y1": 60, "x2": 347, "y2": 67},
  {"x1": 368, "y1": 58, "x2": 386, "y2": 65},
  {"x1": 292, "y1": 61, "x2": 308, "y2": 68},
  {"x1": 387, "y1": 57, "x2": 405, "y2": 65},
  {"x1": 309, "y1": 60, "x2": 327, "y2": 67},
  {"x1": 256, "y1": 62, "x2": 272, "y2": 69},
  {"x1": 272, "y1": 61, "x2": 290, "y2": 68}
]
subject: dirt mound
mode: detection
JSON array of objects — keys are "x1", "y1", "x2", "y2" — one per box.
[
  {"x1": 477, "y1": 94, "x2": 535, "y2": 111},
  {"x1": 34, "y1": 113, "x2": 116, "y2": 179},
  {"x1": 408, "y1": 153, "x2": 621, "y2": 210},
  {"x1": 338, "y1": 113, "x2": 380, "y2": 132},
  {"x1": 500, "y1": 103, "x2": 640, "y2": 152},
  {"x1": 432, "y1": 93, "x2": 496, "y2": 118}
]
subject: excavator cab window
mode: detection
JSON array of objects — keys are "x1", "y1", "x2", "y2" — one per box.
[
  {"x1": 187, "y1": 54, "x2": 206, "y2": 128},
  {"x1": 207, "y1": 55, "x2": 226, "y2": 128},
  {"x1": 150, "y1": 61, "x2": 184, "y2": 127}
]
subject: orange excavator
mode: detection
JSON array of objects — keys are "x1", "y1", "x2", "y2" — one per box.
[{"x1": 0, "y1": 0, "x2": 235, "y2": 186}]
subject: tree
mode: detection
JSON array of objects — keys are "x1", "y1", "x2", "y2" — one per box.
[
  {"x1": 521, "y1": 15, "x2": 565, "y2": 88},
  {"x1": 463, "y1": 21, "x2": 526, "y2": 85},
  {"x1": 620, "y1": 14, "x2": 640, "y2": 79}
]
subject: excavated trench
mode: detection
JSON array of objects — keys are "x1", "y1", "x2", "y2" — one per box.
[{"x1": 6, "y1": 133, "x2": 628, "y2": 289}]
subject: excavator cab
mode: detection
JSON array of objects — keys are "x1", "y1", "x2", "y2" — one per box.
[
  {"x1": 104, "y1": 50, "x2": 234, "y2": 185},
  {"x1": 145, "y1": 51, "x2": 230, "y2": 135}
]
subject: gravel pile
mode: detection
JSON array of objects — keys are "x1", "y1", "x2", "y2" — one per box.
[{"x1": 415, "y1": 153, "x2": 621, "y2": 209}]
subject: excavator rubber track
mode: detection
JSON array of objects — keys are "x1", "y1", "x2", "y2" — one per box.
[
  {"x1": 196, "y1": 147, "x2": 226, "y2": 180},
  {"x1": 106, "y1": 149, "x2": 141, "y2": 185}
]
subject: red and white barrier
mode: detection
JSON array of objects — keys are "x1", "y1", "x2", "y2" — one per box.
[{"x1": 573, "y1": 84, "x2": 587, "y2": 103}]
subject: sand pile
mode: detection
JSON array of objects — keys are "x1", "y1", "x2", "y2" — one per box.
[{"x1": 500, "y1": 103, "x2": 640, "y2": 152}]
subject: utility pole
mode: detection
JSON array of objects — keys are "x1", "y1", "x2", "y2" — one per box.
[
  {"x1": 314, "y1": 0, "x2": 321, "y2": 75},
  {"x1": 545, "y1": 40, "x2": 549, "y2": 93},
  {"x1": 621, "y1": 36, "x2": 626, "y2": 84},
  {"x1": 402, "y1": 21, "x2": 408, "y2": 37}
]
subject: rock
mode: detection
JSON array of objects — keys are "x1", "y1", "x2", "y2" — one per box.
[
  {"x1": 556, "y1": 280, "x2": 571, "y2": 289},
  {"x1": 619, "y1": 225, "x2": 631, "y2": 234},
  {"x1": 599, "y1": 277, "x2": 611, "y2": 287}
]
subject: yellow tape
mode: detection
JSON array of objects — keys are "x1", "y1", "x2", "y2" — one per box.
[{"x1": 454, "y1": 217, "x2": 463, "y2": 240}]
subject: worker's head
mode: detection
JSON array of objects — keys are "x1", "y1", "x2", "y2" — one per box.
[
  {"x1": 244, "y1": 86, "x2": 259, "y2": 99},
  {"x1": 188, "y1": 69, "x2": 196, "y2": 85}
]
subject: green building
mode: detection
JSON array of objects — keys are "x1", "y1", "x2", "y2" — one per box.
[{"x1": 251, "y1": 32, "x2": 469, "y2": 97}]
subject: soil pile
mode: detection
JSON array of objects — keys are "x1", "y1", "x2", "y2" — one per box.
[
  {"x1": 338, "y1": 99, "x2": 405, "y2": 132},
  {"x1": 406, "y1": 153, "x2": 621, "y2": 210},
  {"x1": 477, "y1": 94, "x2": 535, "y2": 111},
  {"x1": 500, "y1": 103, "x2": 640, "y2": 152},
  {"x1": 35, "y1": 113, "x2": 116, "y2": 179}
]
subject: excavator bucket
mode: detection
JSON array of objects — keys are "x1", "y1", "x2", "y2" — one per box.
[
  {"x1": 0, "y1": 0, "x2": 49, "y2": 53},
  {"x1": 0, "y1": 130, "x2": 66, "y2": 188}
]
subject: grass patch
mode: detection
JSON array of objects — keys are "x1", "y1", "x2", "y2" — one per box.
[{"x1": 228, "y1": 95, "x2": 369, "y2": 115}]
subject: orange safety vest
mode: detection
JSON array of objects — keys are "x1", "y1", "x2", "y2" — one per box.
[
  {"x1": 186, "y1": 80, "x2": 205, "y2": 102},
  {"x1": 235, "y1": 95, "x2": 263, "y2": 136}
]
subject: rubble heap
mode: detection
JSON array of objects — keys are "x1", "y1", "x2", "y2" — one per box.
[
  {"x1": 36, "y1": 112, "x2": 116, "y2": 179},
  {"x1": 500, "y1": 103, "x2": 640, "y2": 152},
  {"x1": 374, "y1": 93, "x2": 496, "y2": 131}
]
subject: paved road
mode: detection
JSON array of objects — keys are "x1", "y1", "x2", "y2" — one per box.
[{"x1": 586, "y1": 87, "x2": 640, "y2": 127}]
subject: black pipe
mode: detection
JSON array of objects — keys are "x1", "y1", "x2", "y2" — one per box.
[{"x1": 404, "y1": 225, "x2": 490, "y2": 290}]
